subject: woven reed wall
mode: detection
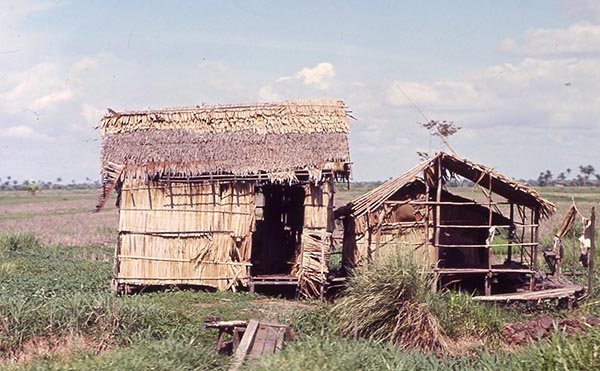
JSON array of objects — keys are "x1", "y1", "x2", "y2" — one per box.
[
  {"x1": 293, "y1": 178, "x2": 334, "y2": 296},
  {"x1": 342, "y1": 201, "x2": 434, "y2": 270},
  {"x1": 348, "y1": 226, "x2": 433, "y2": 269},
  {"x1": 115, "y1": 179, "x2": 255, "y2": 290}
]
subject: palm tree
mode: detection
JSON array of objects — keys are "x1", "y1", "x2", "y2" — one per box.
[{"x1": 579, "y1": 165, "x2": 595, "y2": 186}]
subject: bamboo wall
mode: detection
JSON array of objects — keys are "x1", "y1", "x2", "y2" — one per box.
[
  {"x1": 293, "y1": 178, "x2": 335, "y2": 296},
  {"x1": 342, "y1": 194, "x2": 434, "y2": 270},
  {"x1": 115, "y1": 179, "x2": 255, "y2": 290}
]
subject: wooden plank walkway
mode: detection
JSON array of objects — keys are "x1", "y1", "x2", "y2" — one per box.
[{"x1": 472, "y1": 285, "x2": 584, "y2": 302}]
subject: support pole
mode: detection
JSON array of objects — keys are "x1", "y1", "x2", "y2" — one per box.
[
  {"x1": 508, "y1": 203, "x2": 514, "y2": 263},
  {"x1": 588, "y1": 207, "x2": 596, "y2": 298},
  {"x1": 485, "y1": 173, "x2": 493, "y2": 296},
  {"x1": 424, "y1": 180, "x2": 430, "y2": 267},
  {"x1": 530, "y1": 208, "x2": 540, "y2": 292},
  {"x1": 432, "y1": 157, "x2": 442, "y2": 293}
]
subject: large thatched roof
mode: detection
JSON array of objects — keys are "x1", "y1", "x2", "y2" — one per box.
[
  {"x1": 96, "y1": 99, "x2": 351, "y2": 211},
  {"x1": 338, "y1": 152, "x2": 555, "y2": 219},
  {"x1": 100, "y1": 99, "x2": 350, "y2": 177}
]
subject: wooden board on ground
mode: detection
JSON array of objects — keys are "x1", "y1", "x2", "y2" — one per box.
[{"x1": 229, "y1": 319, "x2": 292, "y2": 371}]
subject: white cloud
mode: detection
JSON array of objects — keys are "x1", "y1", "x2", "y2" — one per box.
[
  {"x1": 387, "y1": 57, "x2": 600, "y2": 133},
  {"x1": 33, "y1": 89, "x2": 74, "y2": 110},
  {"x1": 499, "y1": 22, "x2": 600, "y2": 57},
  {"x1": 387, "y1": 80, "x2": 479, "y2": 109},
  {"x1": 2, "y1": 125, "x2": 52, "y2": 141},
  {"x1": 276, "y1": 62, "x2": 335, "y2": 89},
  {"x1": 257, "y1": 85, "x2": 281, "y2": 102},
  {"x1": 81, "y1": 103, "x2": 103, "y2": 124},
  {"x1": 0, "y1": 0, "x2": 60, "y2": 20},
  {"x1": 72, "y1": 56, "x2": 100, "y2": 73},
  {"x1": 0, "y1": 62, "x2": 74, "y2": 113},
  {"x1": 560, "y1": 0, "x2": 600, "y2": 23}
]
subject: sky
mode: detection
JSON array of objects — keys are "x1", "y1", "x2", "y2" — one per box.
[{"x1": 1, "y1": 0, "x2": 599, "y2": 183}]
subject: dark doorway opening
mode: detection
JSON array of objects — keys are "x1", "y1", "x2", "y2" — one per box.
[{"x1": 251, "y1": 184, "x2": 305, "y2": 276}]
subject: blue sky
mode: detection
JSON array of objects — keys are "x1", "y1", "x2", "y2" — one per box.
[{"x1": 1, "y1": 0, "x2": 599, "y2": 182}]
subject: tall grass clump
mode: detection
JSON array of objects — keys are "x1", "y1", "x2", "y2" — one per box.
[
  {"x1": 431, "y1": 290, "x2": 509, "y2": 340},
  {"x1": 24, "y1": 337, "x2": 230, "y2": 371},
  {"x1": 331, "y1": 251, "x2": 448, "y2": 352},
  {"x1": 509, "y1": 327, "x2": 600, "y2": 370},
  {"x1": 0, "y1": 232, "x2": 40, "y2": 252},
  {"x1": 0, "y1": 293, "x2": 174, "y2": 355}
]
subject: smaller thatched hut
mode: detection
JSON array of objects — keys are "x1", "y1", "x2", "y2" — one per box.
[
  {"x1": 96, "y1": 100, "x2": 351, "y2": 297},
  {"x1": 336, "y1": 152, "x2": 556, "y2": 297}
]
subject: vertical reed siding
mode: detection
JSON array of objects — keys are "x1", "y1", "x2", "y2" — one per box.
[
  {"x1": 293, "y1": 178, "x2": 334, "y2": 296},
  {"x1": 115, "y1": 179, "x2": 255, "y2": 290}
]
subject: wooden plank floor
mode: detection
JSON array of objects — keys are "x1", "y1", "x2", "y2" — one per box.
[{"x1": 473, "y1": 285, "x2": 584, "y2": 302}]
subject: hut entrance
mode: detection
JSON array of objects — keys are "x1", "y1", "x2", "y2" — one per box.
[{"x1": 251, "y1": 184, "x2": 305, "y2": 276}]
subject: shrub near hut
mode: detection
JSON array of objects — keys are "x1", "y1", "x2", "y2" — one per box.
[{"x1": 331, "y1": 250, "x2": 449, "y2": 352}]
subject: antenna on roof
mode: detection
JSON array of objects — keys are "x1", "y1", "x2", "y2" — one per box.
[{"x1": 395, "y1": 85, "x2": 460, "y2": 157}]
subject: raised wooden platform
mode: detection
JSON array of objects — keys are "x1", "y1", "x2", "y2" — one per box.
[
  {"x1": 472, "y1": 285, "x2": 584, "y2": 302},
  {"x1": 248, "y1": 274, "x2": 299, "y2": 293}
]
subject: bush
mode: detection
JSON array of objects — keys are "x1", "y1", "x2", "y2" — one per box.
[
  {"x1": 511, "y1": 327, "x2": 600, "y2": 370},
  {"x1": 331, "y1": 251, "x2": 448, "y2": 352},
  {"x1": 24, "y1": 337, "x2": 230, "y2": 371},
  {"x1": 430, "y1": 290, "x2": 509, "y2": 340},
  {"x1": 0, "y1": 232, "x2": 40, "y2": 252},
  {"x1": 244, "y1": 334, "x2": 505, "y2": 371}
]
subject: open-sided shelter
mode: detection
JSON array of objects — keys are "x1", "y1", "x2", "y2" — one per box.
[
  {"x1": 96, "y1": 100, "x2": 351, "y2": 297},
  {"x1": 336, "y1": 152, "x2": 556, "y2": 297}
]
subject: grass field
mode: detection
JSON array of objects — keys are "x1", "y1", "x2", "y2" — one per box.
[{"x1": 1, "y1": 186, "x2": 599, "y2": 370}]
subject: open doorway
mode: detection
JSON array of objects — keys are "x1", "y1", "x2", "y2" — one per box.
[{"x1": 251, "y1": 184, "x2": 305, "y2": 276}]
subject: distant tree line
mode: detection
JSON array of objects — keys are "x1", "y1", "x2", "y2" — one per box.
[
  {"x1": 0, "y1": 176, "x2": 99, "y2": 192},
  {"x1": 533, "y1": 165, "x2": 599, "y2": 187}
]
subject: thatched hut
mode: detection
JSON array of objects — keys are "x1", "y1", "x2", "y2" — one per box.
[
  {"x1": 96, "y1": 100, "x2": 351, "y2": 297},
  {"x1": 336, "y1": 152, "x2": 556, "y2": 297}
]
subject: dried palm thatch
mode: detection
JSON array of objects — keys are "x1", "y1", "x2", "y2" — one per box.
[
  {"x1": 292, "y1": 179, "x2": 335, "y2": 297},
  {"x1": 439, "y1": 152, "x2": 555, "y2": 218},
  {"x1": 97, "y1": 100, "x2": 350, "y2": 210},
  {"x1": 338, "y1": 152, "x2": 555, "y2": 221},
  {"x1": 337, "y1": 152, "x2": 555, "y2": 293},
  {"x1": 114, "y1": 179, "x2": 255, "y2": 291},
  {"x1": 100, "y1": 100, "x2": 347, "y2": 295},
  {"x1": 332, "y1": 250, "x2": 450, "y2": 352}
]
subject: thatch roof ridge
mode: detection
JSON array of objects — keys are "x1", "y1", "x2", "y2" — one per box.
[
  {"x1": 97, "y1": 99, "x2": 352, "y2": 211},
  {"x1": 438, "y1": 152, "x2": 555, "y2": 217},
  {"x1": 103, "y1": 99, "x2": 347, "y2": 116},
  {"x1": 100, "y1": 99, "x2": 350, "y2": 136},
  {"x1": 340, "y1": 152, "x2": 555, "y2": 220},
  {"x1": 337, "y1": 157, "x2": 435, "y2": 218}
]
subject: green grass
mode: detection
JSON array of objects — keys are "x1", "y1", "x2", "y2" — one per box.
[
  {"x1": 246, "y1": 328, "x2": 600, "y2": 371},
  {"x1": 2, "y1": 183, "x2": 600, "y2": 369},
  {"x1": 0, "y1": 236, "x2": 322, "y2": 369},
  {"x1": 4, "y1": 232, "x2": 597, "y2": 370},
  {"x1": 0, "y1": 190, "x2": 101, "y2": 206}
]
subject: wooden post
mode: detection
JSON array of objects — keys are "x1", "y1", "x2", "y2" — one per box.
[
  {"x1": 248, "y1": 265, "x2": 255, "y2": 294},
  {"x1": 534, "y1": 207, "x2": 540, "y2": 271},
  {"x1": 366, "y1": 211, "x2": 372, "y2": 260},
  {"x1": 320, "y1": 230, "x2": 326, "y2": 301},
  {"x1": 572, "y1": 228, "x2": 577, "y2": 275},
  {"x1": 424, "y1": 180, "x2": 430, "y2": 267},
  {"x1": 432, "y1": 157, "x2": 442, "y2": 293},
  {"x1": 530, "y1": 208, "x2": 540, "y2": 292},
  {"x1": 508, "y1": 203, "x2": 514, "y2": 263},
  {"x1": 146, "y1": 180, "x2": 153, "y2": 210},
  {"x1": 485, "y1": 174, "x2": 492, "y2": 296},
  {"x1": 588, "y1": 207, "x2": 596, "y2": 298}
]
